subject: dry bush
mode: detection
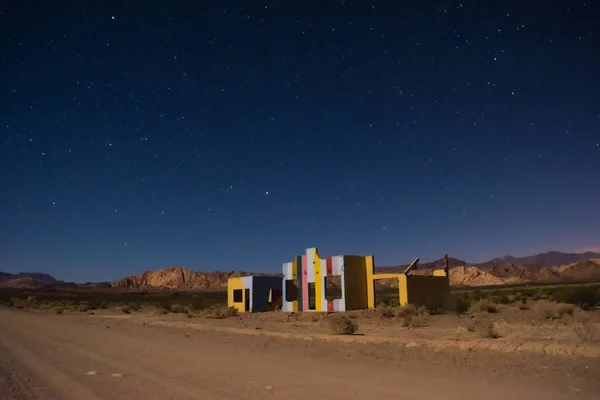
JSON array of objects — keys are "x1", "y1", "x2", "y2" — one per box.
[
  {"x1": 169, "y1": 303, "x2": 188, "y2": 314},
  {"x1": 329, "y1": 315, "x2": 358, "y2": 335},
  {"x1": 573, "y1": 323, "x2": 598, "y2": 343},
  {"x1": 467, "y1": 317, "x2": 499, "y2": 339},
  {"x1": 402, "y1": 313, "x2": 429, "y2": 329},
  {"x1": 534, "y1": 301, "x2": 576, "y2": 320},
  {"x1": 120, "y1": 305, "x2": 131, "y2": 314},
  {"x1": 556, "y1": 303, "x2": 576, "y2": 316},
  {"x1": 395, "y1": 304, "x2": 418, "y2": 317},
  {"x1": 400, "y1": 306, "x2": 430, "y2": 328},
  {"x1": 206, "y1": 306, "x2": 238, "y2": 319},
  {"x1": 471, "y1": 299, "x2": 498, "y2": 313},
  {"x1": 449, "y1": 297, "x2": 471, "y2": 314},
  {"x1": 377, "y1": 306, "x2": 395, "y2": 319},
  {"x1": 515, "y1": 301, "x2": 529, "y2": 311}
]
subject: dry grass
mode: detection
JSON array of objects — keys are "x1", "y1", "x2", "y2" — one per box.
[
  {"x1": 206, "y1": 306, "x2": 239, "y2": 319},
  {"x1": 376, "y1": 305, "x2": 395, "y2": 319},
  {"x1": 471, "y1": 299, "x2": 498, "y2": 313},
  {"x1": 534, "y1": 301, "x2": 577, "y2": 320},
  {"x1": 467, "y1": 317, "x2": 500, "y2": 339},
  {"x1": 400, "y1": 306, "x2": 430, "y2": 328},
  {"x1": 573, "y1": 323, "x2": 597, "y2": 343},
  {"x1": 329, "y1": 315, "x2": 358, "y2": 335},
  {"x1": 394, "y1": 304, "x2": 418, "y2": 317},
  {"x1": 402, "y1": 313, "x2": 429, "y2": 329}
]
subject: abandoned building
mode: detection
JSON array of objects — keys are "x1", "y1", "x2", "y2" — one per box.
[
  {"x1": 227, "y1": 247, "x2": 450, "y2": 313},
  {"x1": 227, "y1": 276, "x2": 282, "y2": 313}
]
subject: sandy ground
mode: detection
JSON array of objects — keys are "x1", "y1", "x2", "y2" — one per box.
[{"x1": 1, "y1": 308, "x2": 599, "y2": 400}]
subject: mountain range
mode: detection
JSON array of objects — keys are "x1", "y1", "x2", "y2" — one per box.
[{"x1": 1, "y1": 250, "x2": 600, "y2": 291}]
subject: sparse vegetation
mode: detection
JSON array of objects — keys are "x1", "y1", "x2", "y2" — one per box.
[
  {"x1": 573, "y1": 323, "x2": 598, "y2": 343},
  {"x1": 534, "y1": 301, "x2": 577, "y2": 320},
  {"x1": 402, "y1": 313, "x2": 429, "y2": 328},
  {"x1": 446, "y1": 296, "x2": 470, "y2": 314},
  {"x1": 398, "y1": 305, "x2": 430, "y2": 328},
  {"x1": 394, "y1": 304, "x2": 418, "y2": 317},
  {"x1": 329, "y1": 315, "x2": 358, "y2": 335},
  {"x1": 376, "y1": 305, "x2": 395, "y2": 319},
  {"x1": 468, "y1": 317, "x2": 499, "y2": 339},
  {"x1": 471, "y1": 299, "x2": 498, "y2": 313},
  {"x1": 206, "y1": 306, "x2": 238, "y2": 319}
]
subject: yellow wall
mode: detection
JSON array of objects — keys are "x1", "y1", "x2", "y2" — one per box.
[
  {"x1": 313, "y1": 248, "x2": 323, "y2": 312},
  {"x1": 369, "y1": 270, "x2": 449, "y2": 308},
  {"x1": 344, "y1": 255, "x2": 370, "y2": 310},
  {"x1": 227, "y1": 277, "x2": 247, "y2": 313},
  {"x1": 291, "y1": 258, "x2": 298, "y2": 312}
]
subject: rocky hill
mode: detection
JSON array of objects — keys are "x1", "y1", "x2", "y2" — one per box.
[
  {"x1": 476, "y1": 251, "x2": 600, "y2": 268},
  {"x1": 374, "y1": 258, "x2": 600, "y2": 288},
  {"x1": 0, "y1": 272, "x2": 60, "y2": 289},
  {"x1": 110, "y1": 266, "x2": 277, "y2": 291},
  {"x1": 2, "y1": 251, "x2": 599, "y2": 291}
]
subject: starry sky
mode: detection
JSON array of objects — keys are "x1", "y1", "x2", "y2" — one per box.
[{"x1": 1, "y1": 1, "x2": 599, "y2": 282}]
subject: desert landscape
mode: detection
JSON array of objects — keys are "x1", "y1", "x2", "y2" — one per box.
[{"x1": 1, "y1": 251, "x2": 600, "y2": 399}]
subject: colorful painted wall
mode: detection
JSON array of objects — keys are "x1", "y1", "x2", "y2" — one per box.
[
  {"x1": 281, "y1": 247, "x2": 372, "y2": 312},
  {"x1": 228, "y1": 247, "x2": 450, "y2": 313},
  {"x1": 227, "y1": 276, "x2": 281, "y2": 313}
]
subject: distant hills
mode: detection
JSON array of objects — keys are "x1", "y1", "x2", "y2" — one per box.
[{"x1": 1, "y1": 250, "x2": 600, "y2": 291}]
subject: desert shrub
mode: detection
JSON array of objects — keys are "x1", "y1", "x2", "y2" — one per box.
[
  {"x1": 376, "y1": 305, "x2": 395, "y2": 319},
  {"x1": 555, "y1": 287, "x2": 600, "y2": 310},
  {"x1": 534, "y1": 301, "x2": 575, "y2": 320},
  {"x1": 186, "y1": 312, "x2": 196, "y2": 318},
  {"x1": 399, "y1": 305, "x2": 430, "y2": 328},
  {"x1": 402, "y1": 313, "x2": 429, "y2": 329},
  {"x1": 206, "y1": 306, "x2": 238, "y2": 319},
  {"x1": 395, "y1": 304, "x2": 418, "y2": 317},
  {"x1": 471, "y1": 290, "x2": 483, "y2": 301},
  {"x1": 446, "y1": 297, "x2": 470, "y2": 314},
  {"x1": 573, "y1": 323, "x2": 598, "y2": 343},
  {"x1": 169, "y1": 303, "x2": 188, "y2": 314},
  {"x1": 376, "y1": 296, "x2": 398, "y2": 308},
  {"x1": 556, "y1": 303, "x2": 576, "y2": 316},
  {"x1": 534, "y1": 301, "x2": 558, "y2": 319},
  {"x1": 121, "y1": 305, "x2": 131, "y2": 314},
  {"x1": 425, "y1": 300, "x2": 446, "y2": 315},
  {"x1": 496, "y1": 294, "x2": 511, "y2": 304},
  {"x1": 471, "y1": 299, "x2": 498, "y2": 313},
  {"x1": 128, "y1": 302, "x2": 141, "y2": 311},
  {"x1": 329, "y1": 315, "x2": 358, "y2": 335},
  {"x1": 467, "y1": 317, "x2": 499, "y2": 338},
  {"x1": 54, "y1": 307, "x2": 64, "y2": 314},
  {"x1": 77, "y1": 304, "x2": 91, "y2": 312}
]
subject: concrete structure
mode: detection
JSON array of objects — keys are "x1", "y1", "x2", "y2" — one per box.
[
  {"x1": 227, "y1": 276, "x2": 282, "y2": 313},
  {"x1": 227, "y1": 247, "x2": 450, "y2": 312},
  {"x1": 281, "y1": 247, "x2": 373, "y2": 312}
]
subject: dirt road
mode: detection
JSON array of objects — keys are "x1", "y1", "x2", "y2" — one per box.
[{"x1": 0, "y1": 308, "x2": 598, "y2": 400}]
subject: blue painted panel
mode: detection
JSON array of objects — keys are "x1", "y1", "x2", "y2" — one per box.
[{"x1": 251, "y1": 277, "x2": 283, "y2": 311}]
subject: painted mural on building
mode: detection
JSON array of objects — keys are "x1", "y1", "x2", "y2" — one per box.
[{"x1": 227, "y1": 247, "x2": 450, "y2": 313}]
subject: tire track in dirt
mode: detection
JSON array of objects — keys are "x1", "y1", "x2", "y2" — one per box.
[
  {"x1": 0, "y1": 333, "x2": 102, "y2": 400},
  {"x1": 2, "y1": 316, "x2": 259, "y2": 400}
]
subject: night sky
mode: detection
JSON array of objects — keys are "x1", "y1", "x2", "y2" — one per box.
[{"x1": 2, "y1": 1, "x2": 599, "y2": 282}]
